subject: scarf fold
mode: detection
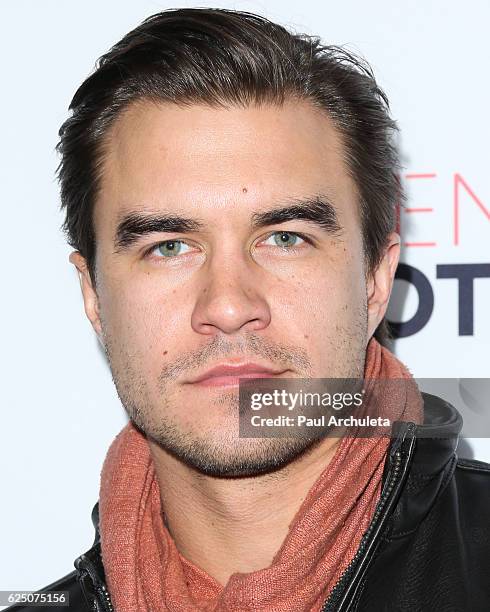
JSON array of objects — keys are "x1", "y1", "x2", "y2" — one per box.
[{"x1": 99, "y1": 338, "x2": 423, "y2": 611}]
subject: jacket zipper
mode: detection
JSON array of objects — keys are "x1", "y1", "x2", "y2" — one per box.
[
  {"x1": 75, "y1": 554, "x2": 115, "y2": 612},
  {"x1": 320, "y1": 422, "x2": 416, "y2": 612},
  {"x1": 97, "y1": 582, "x2": 114, "y2": 612}
]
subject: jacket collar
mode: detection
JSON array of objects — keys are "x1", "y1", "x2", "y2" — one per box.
[{"x1": 381, "y1": 391, "x2": 463, "y2": 538}]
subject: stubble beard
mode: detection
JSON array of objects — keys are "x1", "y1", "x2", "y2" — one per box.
[{"x1": 100, "y1": 309, "x2": 367, "y2": 478}]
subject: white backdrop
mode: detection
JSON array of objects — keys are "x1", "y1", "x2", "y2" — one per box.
[{"x1": 1, "y1": 0, "x2": 489, "y2": 597}]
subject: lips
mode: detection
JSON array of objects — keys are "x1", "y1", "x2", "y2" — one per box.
[{"x1": 188, "y1": 363, "x2": 289, "y2": 388}]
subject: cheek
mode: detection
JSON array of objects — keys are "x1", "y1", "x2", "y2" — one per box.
[
  {"x1": 269, "y1": 257, "x2": 367, "y2": 372},
  {"x1": 273, "y1": 259, "x2": 366, "y2": 328},
  {"x1": 98, "y1": 276, "x2": 191, "y2": 369}
]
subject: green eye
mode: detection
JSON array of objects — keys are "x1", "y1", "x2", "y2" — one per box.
[
  {"x1": 265, "y1": 232, "x2": 305, "y2": 248},
  {"x1": 155, "y1": 240, "x2": 189, "y2": 257}
]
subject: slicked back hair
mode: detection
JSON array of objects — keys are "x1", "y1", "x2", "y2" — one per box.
[{"x1": 57, "y1": 8, "x2": 400, "y2": 345}]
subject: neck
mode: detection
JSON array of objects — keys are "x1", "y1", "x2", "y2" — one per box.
[{"x1": 149, "y1": 437, "x2": 341, "y2": 586}]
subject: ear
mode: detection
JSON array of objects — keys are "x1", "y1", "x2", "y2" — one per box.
[
  {"x1": 69, "y1": 251, "x2": 103, "y2": 340},
  {"x1": 366, "y1": 232, "x2": 400, "y2": 339}
]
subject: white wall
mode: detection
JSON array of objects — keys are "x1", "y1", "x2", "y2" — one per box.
[{"x1": 1, "y1": 0, "x2": 489, "y2": 597}]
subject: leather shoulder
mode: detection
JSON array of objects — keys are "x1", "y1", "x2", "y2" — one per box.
[
  {"x1": 456, "y1": 456, "x2": 490, "y2": 474},
  {"x1": 454, "y1": 456, "x2": 490, "y2": 519},
  {"x1": 4, "y1": 570, "x2": 90, "y2": 612}
]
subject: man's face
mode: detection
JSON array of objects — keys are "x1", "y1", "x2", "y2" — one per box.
[{"x1": 75, "y1": 99, "x2": 389, "y2": 476}]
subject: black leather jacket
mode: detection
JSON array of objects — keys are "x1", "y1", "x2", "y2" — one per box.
[{"x1": 7, "y1": 393, "x2": 490, "y2": 611}]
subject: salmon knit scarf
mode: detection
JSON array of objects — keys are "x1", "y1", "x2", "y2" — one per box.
[{"x1": 99, "y1": 338, "x2": 423, "y2": 611}]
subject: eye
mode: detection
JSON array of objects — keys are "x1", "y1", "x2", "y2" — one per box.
[
  {"x1": 262, "y1": 231, "x2": 306, "y2": 248},
  {"x1": 149, "y1": 240, "x2": 191, "y2": 258}
]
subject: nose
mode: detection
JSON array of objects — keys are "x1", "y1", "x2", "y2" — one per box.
[{"x1": 191, "y1": 256, "x2": 271, "y2": 336}]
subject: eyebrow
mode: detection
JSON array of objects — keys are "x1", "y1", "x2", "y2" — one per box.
[
  {"x1": 113, "y1": 195, "x2": 343, "y2": 253},
  {"x1": 251, "y1": 196, "x2": 342, "y2": 234}
]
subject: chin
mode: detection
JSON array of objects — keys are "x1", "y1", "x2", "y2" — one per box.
[{"x1": 146, "y1": 424, "x2": 319, "y2": 478}]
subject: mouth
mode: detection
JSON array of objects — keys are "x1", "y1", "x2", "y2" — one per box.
[{"x1": 186, "y1": 362, "x2": 291, "y2": 388}]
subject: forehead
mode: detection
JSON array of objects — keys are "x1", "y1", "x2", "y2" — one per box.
[{"x1": 95, "y1": 99, "x2": 359, "y2": 233}]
